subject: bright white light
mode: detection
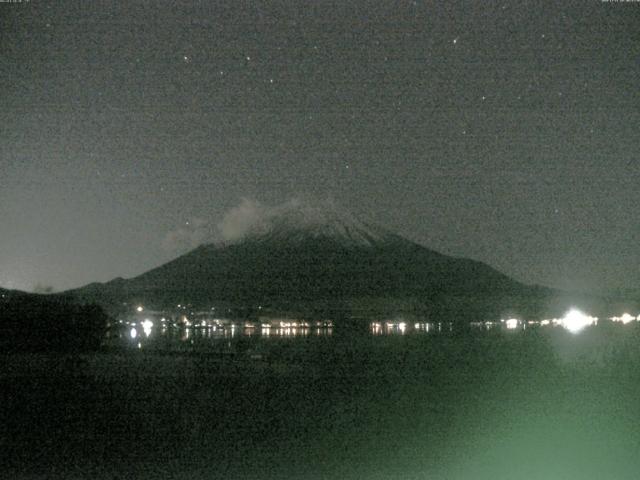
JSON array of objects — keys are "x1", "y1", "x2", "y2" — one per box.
[
  {"x1": 561, "y1": 309, "x2": 597, "y2": 333},
  {"x1": 612, "y1": 313, "x2": 635, "y2": 324},
  {"x1": 136, "y1": 306, "x2": 143, "y2": 312},
  {"x1": 142, "y1": 319, "x2": 153, "y2": 337},
  {"x1": 130, "y1": 327, "x2": 138, "y2": 339},
  {"x1": 398, "y1": 322, "x2": 407, "y2": 334},
  {"x1": 504, "y1": 318, "x2": 519, "y2": 330}
]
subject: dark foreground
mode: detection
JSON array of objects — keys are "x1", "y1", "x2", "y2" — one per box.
[{"x1": 3, "y1": 325, "x2": 640, "y2": 480}]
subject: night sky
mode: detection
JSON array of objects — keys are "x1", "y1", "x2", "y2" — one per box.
[{"x1": 1, "y1": 1, "x2": 639, "y2": 294}]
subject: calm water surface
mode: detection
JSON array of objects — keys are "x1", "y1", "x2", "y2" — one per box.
[{"x1": 4, "y1": 322, "x2": 640, "y2": 480}]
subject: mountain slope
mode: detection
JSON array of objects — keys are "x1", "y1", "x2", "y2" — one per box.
[{"x1": 68, "y1": 201, "x2": 555, "y2": 318}]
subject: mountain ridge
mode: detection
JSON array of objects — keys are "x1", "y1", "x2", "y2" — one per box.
[{"x1": 64, "y1": 201, "x2": 564, "y2": 321}]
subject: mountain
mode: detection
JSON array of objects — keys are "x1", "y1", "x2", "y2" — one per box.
[{"x1": 67, "y1": 201, "x2": 581, "y2": 321}]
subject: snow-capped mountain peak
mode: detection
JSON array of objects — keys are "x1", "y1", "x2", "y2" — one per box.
[{"x1": 238, "y1": 199, "x2": 398, "y2": 248}]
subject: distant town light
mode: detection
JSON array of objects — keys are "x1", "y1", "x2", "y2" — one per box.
[
  {"x1": 504, "y1": 318, "x2": 519, "y2": 330},
  {"x1": 130, "y1": 327, "x2": 138, "y2": 339},
  {"x1": 136, "y1": 306, "x2": 144, "y2": 312},
  {"x1": 561, "y1": 309, "x2": 597, "y2": 333},
  {"x1": 611, "y1": 313, "x2": 636, "y2": 324}
]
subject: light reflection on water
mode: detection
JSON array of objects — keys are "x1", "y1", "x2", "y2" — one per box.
[
  {"x1": 114, "y1": 322, "x2": 333, "y2": 350},
  {"x1": 116, "y1": 319, "x2": 454, "y2": 350},
  {"x1": 115, "y1": 314, "x2": 612, "y2": 351},
  {"x1": 371, "y1": 321, "x2": 451, "y2": 335}
]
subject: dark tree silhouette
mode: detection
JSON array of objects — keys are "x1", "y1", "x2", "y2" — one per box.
[{"x1": 0, "y1": 294, "x2": 109, "y2": 352}]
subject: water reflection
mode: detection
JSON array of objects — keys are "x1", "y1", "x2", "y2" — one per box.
[
  {"x1": 275, "y1": 326, "x2": 312, "y2": 336},
  {"x1": 181, "y1": 328, "x2": 190, "y2": 342},
  {"x1": 414, "y1": 322, "x2": 430, "y2": 333},
  {"x1": 116, "y1": 319, "x2": 335, "y2": 350},
  {"x1": 468, "y1": 310, "x2": 600, "y2": 334},
  {"x1": 114, "y1": 309, "x2": 615, "y2": 352},
  {"x1": 142, "y1": 319, "x2": 153, "y2": 337},
  {"x1": 370, "y1": 321, "x2": 450, "y2": 335}
]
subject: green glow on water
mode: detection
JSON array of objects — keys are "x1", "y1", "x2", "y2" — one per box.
[{"x1": 5, "y1": 325, "x2": 640, "y2": 479}]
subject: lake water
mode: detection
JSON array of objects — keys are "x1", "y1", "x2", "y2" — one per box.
[{"x1": 3, "y1": 322, "x2": 640, "y2": 479}]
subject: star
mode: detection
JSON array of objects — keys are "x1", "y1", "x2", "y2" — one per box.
[{"x1": 452, "y1": 37, "x2": 458, "y2": 45}]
